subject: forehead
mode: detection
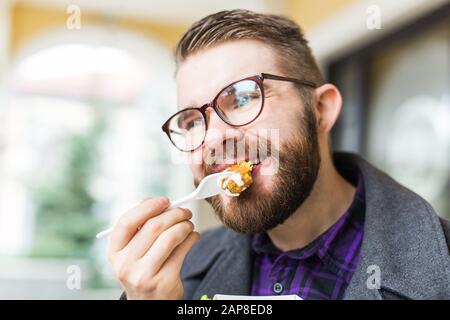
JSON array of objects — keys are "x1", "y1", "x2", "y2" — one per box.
[{"x1": 176, "y1": 39, "x2": 281, "y2": 109}]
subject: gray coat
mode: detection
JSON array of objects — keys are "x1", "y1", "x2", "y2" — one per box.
[{"x1": 181, "y1": 152, "x2": 450, "y2": 300}]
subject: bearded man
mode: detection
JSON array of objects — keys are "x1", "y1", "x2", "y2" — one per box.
[{"x1": 107, "y1": 10, "x2": 450, "y2": 300}]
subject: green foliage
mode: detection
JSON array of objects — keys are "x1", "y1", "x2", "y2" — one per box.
[{"x1": 30, "y1": 119, "x2": 106, "y2": 258}]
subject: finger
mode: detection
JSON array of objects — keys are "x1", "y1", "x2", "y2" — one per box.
[
  {"x1": 109, "y1": 197, "x2": 170, "y2": 252},
  {"x1": 139, "y1": 220, "x2": 195, "y2": 274},
  {"x1": 160, "y1": 231, "x2": 200, "y2": 275},
  {"x1": 121, "y1": 207, "x2": 192, "y2": 259}
]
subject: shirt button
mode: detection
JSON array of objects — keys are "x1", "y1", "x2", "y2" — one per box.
[{"x1": 272, "y1": 282, "x2": 283, "y2": 294}]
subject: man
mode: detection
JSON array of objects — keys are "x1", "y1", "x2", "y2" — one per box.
[{"x1": 107, "y1": 10, "x2": 450, "y2": 300}]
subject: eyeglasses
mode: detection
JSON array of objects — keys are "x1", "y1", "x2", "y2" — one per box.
[{"x1": 162, "y1": 73, "x2": 317, "y2": 152}]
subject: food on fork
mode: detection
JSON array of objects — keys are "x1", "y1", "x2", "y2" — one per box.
[{"x1": 218, "y1": 161, "x2": 254, "y2": 197}]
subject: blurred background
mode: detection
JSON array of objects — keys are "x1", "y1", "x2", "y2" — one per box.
[{"x1": 0, "y1": 0, "x2": 448, "y2": 299}]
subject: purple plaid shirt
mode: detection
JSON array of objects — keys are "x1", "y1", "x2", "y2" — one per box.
[{"x1": 250, "y1": 170, "x2": 365, "y2": 299}]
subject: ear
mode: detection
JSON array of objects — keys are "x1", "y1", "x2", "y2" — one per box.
[{"x1": 313, "y1": 84, "x2": 343, "y2": 134}]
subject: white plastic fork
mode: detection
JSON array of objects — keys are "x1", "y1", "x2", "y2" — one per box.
[{"x1": 95, "y1": 171, "x2": 233, "y2": 239}]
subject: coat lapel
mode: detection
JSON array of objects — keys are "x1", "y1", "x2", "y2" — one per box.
[{"x1": 338, "y1": 153, "x2": 450, "y2": 299}]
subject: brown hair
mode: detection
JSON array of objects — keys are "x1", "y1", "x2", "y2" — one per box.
[{"x1": 174, "y1": 9, "x2": 324, "y2": 86}]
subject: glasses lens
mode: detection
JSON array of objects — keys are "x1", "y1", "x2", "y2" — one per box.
[
  {"x1": 216, "y1": 79, "x2": 262, "y2": 125},
  {"x1": 166, "y1": 109, "x2": 206, "y2": 151}
]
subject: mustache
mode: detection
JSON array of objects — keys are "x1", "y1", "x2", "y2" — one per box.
[{"x1": 203, "y1": 137, "x2": 275, "y2": 176}]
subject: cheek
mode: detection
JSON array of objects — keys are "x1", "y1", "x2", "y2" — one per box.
[
  {"x1": 252, "y1": 115, "x2": 293, "y2": 150},
  {"x1": 273, "y1": 114, "x2": 302, "y2": 148},
  {"x1": 187, "y1": 149, "x2": 204, "y2": 178},
  {"x1": 274, "y1": 109, "x2": 297, "y2": 129},
  {"x1": 256, "y1": 98, "x2": 300, "y2": 135}
]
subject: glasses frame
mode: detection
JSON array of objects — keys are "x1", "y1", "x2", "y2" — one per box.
[{"x1": 162, "y1": 73, "x2": 317, "y2": 152}]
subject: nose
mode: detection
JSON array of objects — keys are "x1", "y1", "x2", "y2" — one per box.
[{"x1": 203, "y1": 107, "x2": 245, "y2": 154}]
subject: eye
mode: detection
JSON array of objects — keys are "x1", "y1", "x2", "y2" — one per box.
[
  {"x1": 216, "y1": 79, "x2": 261, "y2": 115},
  {"x1": 236, "y1": 93, "x2": 251, "y2": 105},
  {"x1": 182, "y1": 117, "x2": 203, "y2": 130},
  {"x1": 233, "y1": 91, "x2": 260, "y2": 109},
  {"x1": 176, "y1": 110, "x2": 204, "y2": 131}
]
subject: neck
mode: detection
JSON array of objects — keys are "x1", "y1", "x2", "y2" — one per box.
[{"x1": 266, "y1": 153, "x2": 356, "y2": 251}]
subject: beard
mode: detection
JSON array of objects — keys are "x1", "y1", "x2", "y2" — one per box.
[{"x1": 197, "y1": 104, "x2": 321, "y2": 234}]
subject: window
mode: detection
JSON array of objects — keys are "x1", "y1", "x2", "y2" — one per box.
[
  {"x1": 0, "y1": 38, "x2": 184, "y2": 298},
  {"x1": 328, "y1": 6, "x2": 450, "y2": 219}
]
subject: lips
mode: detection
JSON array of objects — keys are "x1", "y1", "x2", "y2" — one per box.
[{"x1": 251, "y1": 158, "x2": 270, "y2": 176}]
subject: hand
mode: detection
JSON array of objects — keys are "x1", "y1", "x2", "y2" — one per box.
[{"x1": 107, "y1": 197, "x2": 200, "y2": 299}]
